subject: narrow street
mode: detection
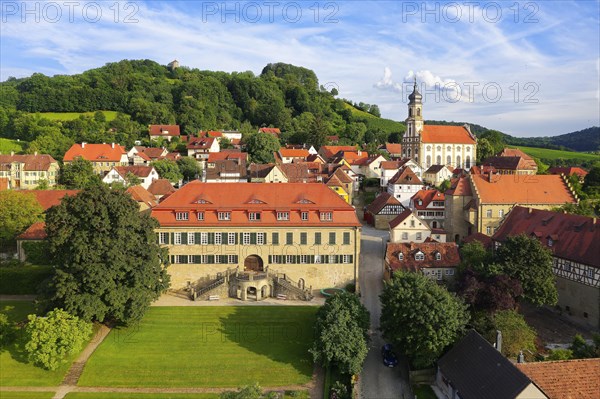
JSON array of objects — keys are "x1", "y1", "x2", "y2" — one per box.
[{"x1": 358, "y1": 225, "x2": 412, "y2": 399}]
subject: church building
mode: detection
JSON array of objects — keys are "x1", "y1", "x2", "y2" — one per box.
[{"x1": 401, "y1": 80, "x2": 477, "y2": 170}]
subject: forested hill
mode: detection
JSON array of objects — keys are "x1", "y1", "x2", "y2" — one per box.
[
  {"x1": 426, "y1": 120, "x2": 599, "y2": 153},
  {"x1": 0, "y1": 59, "x2": 404, "y2": 158}
]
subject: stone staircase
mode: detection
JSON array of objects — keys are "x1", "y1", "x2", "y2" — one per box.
[{"x1": 271, "y1": 272, "x2": 314, "y2": 301}]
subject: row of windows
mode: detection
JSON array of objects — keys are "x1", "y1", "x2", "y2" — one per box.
[
  {"x1": 159, "y1": 231, "x2": 352, "y2": 246},
  {"x1": 486, "y1": 209, "x2": 505, "y2": 218},
  {"x1": 416, "y1": 211, "x2": 445, "y2": 217},
  {"x1": 397, "y1": 251, "x2": 441, "y2": 261},
  {"x1": 176, "y1": 211, "x2": 333, "y2": 222},
  {"x1": 268, "y1": 254, "x2": 353, "y2": 264},
  {"x1": 486, "y1": 226, "x2": 499, "y2": 235},
  {"x1": 554, "y1": 258, "x2": 595, "y2": 278},
  {"x1": 423, "y1": 269, "x2": 455, "y2": 279},
  {"x1": 170, "y1": 255, "x2": 238, "y2": 264},
  {"x1": 425, "y1": 145, "x2": 472, "y2": 152}
]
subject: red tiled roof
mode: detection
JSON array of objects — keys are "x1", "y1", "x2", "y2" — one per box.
[
  {"x1": 279, "y1": 148, "x2": 310, "y2": 158},
  {"x1": 0, "y1": 178, "x2": 8, "y2": 191},
  {"x1": 548, "y1": 167, "x2": 588, "y2": 178},
  {"x1": 389, "y1": 167, "x2": 422, "y2": 185},
  {"x1": 380, "y1": 161, "x2": 402, "y2": 170},
  {"x1": 462, "y1": 232, "x2": 493, "y2": 249},
  {"x1": 114, "y1": 165, "x2": 154, "y2": 178},
  {"x1": 64, "y1": 143, "x2": 126, "y2": 162},
  {"x1": 388, "y1": 209, "x2": 414, "y2": 229},
  {"x1": 16, "y1": 221, "x2": 47, "y2": 240},
  {"x1": 517, "y1": 359, "x2": 600, "y2": 399},
  {"x1": 367, "y1": 191, "x2": 402, "y2": 215},
  {"x1": 0, "y1": 154, "x2": 57, "y2": 171},
  {"x1": 165, "y1": 153, "x2": 181, "y2": 161},
  {"x1": 142, "y1": 147, "x2": 167, "y2": 159},
  {"x1": 149, "y1": 125, "x2": 180, "y2": 137},
  {"x1": 29, "y1": 190, "x2": 79, "y2": 210},
  {"x1": 332, "y1": 168, "x2": 353, "y2": 184},
  {"x1": 207, "y1": 151, "x2": 247, "y2": 162},
  {"x1": 385, "y1": 143, "x2": 402, "y2": 154},
  {"x1": 445, "y1": 176, "x2": 472, "y2": 196},
  {"x1": 472, "y1": 174, "x2": 577, "y2": 205},
  {"x1": 411, "y1": 189, "x2": 445, "y2": 210},
  {"x1": 386, "y1": 241, "x2": 460, "y2": 272},
  {"x1": 319, "y1": 146, "x2": 358, "y2": 159},
  {"x1": 126, "y1": 185, "x2": 158, "y2": 208},
  {"x1": 249, "y1": 163, "x2": 277, "y2": 179},
  {"x1": 279, "y1": 163, "x2": 312, "y2": 182},
  {"x1": 481, "y1": 156, "x2": 536, "y2": 171},
  {"x1": 148, "y1": 179, "x2": 176, "y2": 196},
  {"x1": 187, "y1": 137, "x2": 215, "y2": 150},
  {"x1": 498, "y1": 148, "x2": 533, "y2": 160},
  {"x1": 421, "y1": 125, "x2": 476, "y2": 144},
  {"x1": 137, "y1": 152, "x2": 152, "y2": 162},
  {"x1": 151, "y1": 182, "x2": 360, "y2": 227},
  {"x1": 259, "y1": 127, "x2": 281, "y2": 135},
  {"x1": 492, "y1": 206, "x2": 600, "y2": 267}
]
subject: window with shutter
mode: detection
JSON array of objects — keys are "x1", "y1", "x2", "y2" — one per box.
[
  {"x1": 329, "y1": 232, "x2": 336, "y2": 245},
  {"x1": 343, "y1": 232, "x2": 350, "y2": 245},
  {"x1": 300, "y1": 232, "x2": 307, "y2": 245},
  {"x1": 272, "y1": 233, "x2": 279, "y2": 245},
  {"x1": 315, "y1": 232, "x2": 321, "y2": 245}
]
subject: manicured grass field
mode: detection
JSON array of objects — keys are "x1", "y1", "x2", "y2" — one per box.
[
  {"x1": 515, "y1": 146, "x2": 599, "y2": 162},
  {"x1": 36, "y1": 111, "x2": 120, "y2": 121},
  {"x1": 0, "y1": 301, "x2": 96, "y2": 387},
  {"x1": 63, "y1": 394, "x2": 219, "y2": 399},
  {"x1": 0, "y1": 138, "x2": 27, "y2": 154},
  {"x1": 0, "y1": 392, "x2": 55, "y2": 399},
  {"x1": 79, "y1": 307, "x2": 317, "y2": 388}
]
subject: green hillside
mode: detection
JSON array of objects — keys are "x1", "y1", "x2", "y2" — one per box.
[
  {"x1": 345, "y1": 103, "x2": 405, "y2": 134},
  {"x1": 0, "y1": 138, "x2": 27, "y2": 154},
  {"x1": 37, "y1": 111, "x2": 120, "y2": 121},
  {"x1": 514, "y1": 146, "x2": 599, "y2": 162}
]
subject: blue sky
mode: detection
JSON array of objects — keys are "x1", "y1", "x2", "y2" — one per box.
[{"x1": 1, "y1": 0, "x2": 599, "y2": 137}]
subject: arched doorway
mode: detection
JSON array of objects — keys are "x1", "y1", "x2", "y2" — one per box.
[{"x1": 244, "y1": 255, "x2": 264, "y2": 272}]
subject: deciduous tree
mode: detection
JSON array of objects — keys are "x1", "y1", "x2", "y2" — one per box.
[
  {"x1": 0, "y1": 191, "x2": 44, "y2": 244},
  {"x1": 24, "y1": 308, "x2": 92, "y2": 370},
  {"x1": 152, "y1": 159, "x2": 183, "y2": 184},
  {"x1": 44, "y1": 184, "x2": 170, "y2": 325},
  {"x1": 177, "y1": 157, "x2": 202, "y2": 181},
  {"x1": 59, "y1": 158, "x2": 100, "y2": 189},
  {"x1": 242, "y1": 132, "x2": 280, "y2": 164},
  {"x1": 380, "y1": 271, "x2": 469, "y2": 369}
]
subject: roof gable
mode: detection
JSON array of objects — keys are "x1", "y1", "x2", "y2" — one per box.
[
  {"x1": 389, "y1": 167, "x2": 423, "y2": 185},
  {"x1": 366, "y1": 192, "x2": 403, "y2": 214},
  {"x1": 472, "y1": 174, "x2": 577, "y2": 205},
  {"x1": 421, "y1": 125, "x2": 476, "y2": 144}
]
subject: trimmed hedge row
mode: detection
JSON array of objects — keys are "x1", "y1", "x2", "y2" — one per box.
[{"x1": 0, "y1": 264, "x2": 53, "y2": 295}]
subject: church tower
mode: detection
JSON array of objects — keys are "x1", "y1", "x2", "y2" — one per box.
[{"x1": 406, "y1": 78, "x2": 423, "y2": 137}]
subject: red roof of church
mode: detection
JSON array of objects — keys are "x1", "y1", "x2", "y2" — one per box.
[{"x1": 421, "y1": 125, "x2": 476, "y2": 144}]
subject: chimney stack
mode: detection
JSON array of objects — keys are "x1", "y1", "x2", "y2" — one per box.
[
  {"x1": 82, "y1": 142, "x2": 86, "y2": 148},
  {"x1": 111, "y1": 143, "x2": 115, "y2": 149},
  {"x1": 10, "y1": 151, "x2": 14, "y2": 156},
  {"x1": 34, "y1": 151, "x2": 38, "y2": 156},
  {"x1": 495, "y1": 330, "x2": 502, "y2": 353},
  {"x1": 517, "y1": 351, "x2": 525, "y2": 363}
]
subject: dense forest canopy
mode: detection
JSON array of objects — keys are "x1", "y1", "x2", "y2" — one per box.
[{"x1": 0, "y1": 60, "x2": 404, "y2": 157}]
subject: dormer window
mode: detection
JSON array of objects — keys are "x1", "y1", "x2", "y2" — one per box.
[
  {"x1": 398, "y1": 253, "x2": 404, "y2": 261},
  {"x1": 197, "y1": 212, "x2": 204, "y2": 221},
  {"x1": 320, "y1": 212, "x2": 333, "y2": 221},
  {"x1": 218, "y1": 212, "x2": 231, "y2": 221},
  {"x1": 249, "y1": 212, "x2": 261, "y2": 221},
  {"x1": 176, "y1": 212, "x2": 189, "y2": 221},
  {"x1": 547, "y1": 238, "x2": 553, "y2": 247},
  {"x1": 418, "y1": 200, "x2": 423, "y2": 206},
  {"x1": 415, "y1": 252, "x2": 425, "y2": 261},
  {"x1": 435, "y1": 252, "x2": 441, "y2": 261},
  {"x1": 277, "y1": 212, "x2": 289, "y2": 221}
]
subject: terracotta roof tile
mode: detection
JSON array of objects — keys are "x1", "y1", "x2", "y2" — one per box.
[
  {"x1": 388, "y1": 209, "x2": 414, "y2": 229},
  {"x1": 421, "y1": 125, "x2": 476, "y2": 144},
  {"x1": 492, "y1": 206, "x2": 600, "y2": 267},
  {"x1": 126, "y1": 185, "x2": 159, "y2": 208},
  {"x1": 114, "y1": 165, "x2": 154, "y2": 178},
  {"x1": 187, "y1": 137, "x2": 215, "y2": 150},
  {"x1": 0, "y1": 154, "x2": 57, "y2": 171},
  {"x1": 16, "y1": 221, "x2": 47, "y2": 240},
  {"x1": 472, "y1": 174, "x2": 577, "y2": 205},
  {"x1": 151, "y1": 182, "x2": 360, "y2": 227},
  {"x1": 207, "y1": 151, "x2": 247, "y2": 162},
  {"x1": 319, "y1": 146, "x2": 358, "y2": 159},
  {"x1": 63, "y1": 143, "x2": 126, "y2": 162},
  {"x1": 548, "y1": 167, "x2": 589, "y2": 178},
  {"x1": 366, "y1": 192, "x2": 403, "y2": 215},
  {"x1": 411, "y1": 189, "x2": 445, "y2": 209},
  {"x1": 28, "y1": 190, "x2": 79, "y2": 210},
  {"x1": 517, "y1": 358, "x2": 600, "y2": 399},
  {"x1": 385, "y1": 143, "x2": 402, "y2": 154},
  {"x1": 279, "y1": 148, "x2": 310, "y2": 158},
  {"x1": 259, "y1": 127, "x2": 281, "y2": 135},
  {"x1": 462, "y1": 232, "x2": 493, "y2": 249},
  {"x1": 389, "y1": 167, "x2": 422, "y2": 185},
  {"x1": 149, "y1": 125, "x2": 180, "y2": 137},
  {"x1": 499, "y1": 148, "x2": 533, "y2": 160},
  {"x1": 386, "y1": 241, "x2": 460, "y2": 272},
  {"x1": 445, "y1": 176, "x2": 472, "y2": 196},
  {"x1": 148, "y1": 179, "x2": 176, "y2": 196}
]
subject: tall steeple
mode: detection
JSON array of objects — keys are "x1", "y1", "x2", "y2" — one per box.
[{"x1": 406, "y1": 76, "x2": 424, "y2": 138}]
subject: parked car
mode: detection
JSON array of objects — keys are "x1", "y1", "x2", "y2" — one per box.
[{"x1": 382, "y1": 343, "x2": 398, "y2": 367}]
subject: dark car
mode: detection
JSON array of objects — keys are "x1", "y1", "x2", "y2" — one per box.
[{"x1": 382, "y1": 343, "x2": 398, "y2": 367}]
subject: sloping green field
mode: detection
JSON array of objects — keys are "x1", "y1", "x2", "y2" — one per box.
[
  {"x1": 36, "y1": 111, "x2": 120, "y2": 121},
  {"x1": 0, "y1": 138, "x2": 27, "y2": 154},
  {"x1": 515, "y1": 146, "x2": 599, "y2": 161}
]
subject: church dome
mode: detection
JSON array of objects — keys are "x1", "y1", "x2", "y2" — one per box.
[{"x1": 408, "y1": 81, "x2": 422, "y2": 103}]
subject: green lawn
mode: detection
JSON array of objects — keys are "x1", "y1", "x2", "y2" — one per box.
[
  {"x1": 63, "y1": 394, "x2": 219, "y2": 399},
  {"x1": 0, "y1": 301, "x2": 96, "y2": 387},
  {"x1": 0, "y1": 265, "x2": 53, "y2": 295},
  {"x1": 36, "y1": 111, "x2": 120, "y2": 121},
  {"x1": 0, "y1": 138, "x2": 27, "y2": 154},
  {"x1": 515, "y1": 146, "x2": 599, "y2": 161},
  {"x1": 413, "y1": 385, "x2": 437, "y2": 399},
  {"x1": 0, "y1": 392, "x2": 55, "y2": 399},
  {"x1": 79, "y1": 307, "x2": 317, "y2": 388}
]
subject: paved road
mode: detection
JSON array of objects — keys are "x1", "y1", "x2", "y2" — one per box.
[{"x1": 358, "y1": 225, "x2": 412, "y2": 399}]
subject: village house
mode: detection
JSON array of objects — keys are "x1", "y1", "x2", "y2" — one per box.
[
  {"x1": 249, "y1": 164, "x2": 287, "y2": 183},
  {"x1": 384, "y1": 240, "x2": 459, "y2": 281},
  {"x1": 379, "y1": 158, "x2": 423, "y2": 189},
  {"x1": 204, "y1": 158, "x2": 248, "y2": 183},
  {"x1": 126, "y1": 185, "x2": 158, "y2": 212},
  {"x1": 364, "y1": 192, "x2": 405, "y2": 229},
  {"x1": 149, "y1": 124, "x2": 181, "y2": 142},
  {"x1": 274, "y1": 148, "x2": 311, "y2": 164},
  {"x1": 102, "y1": 165, "x2": 160, "y2": 189},
  {"x1": 516, "y1": 358, "x2": 600, "y2": 399},
  {"x1": 63, "y1": 143, "x2": 128, "y2": 175},
  {"x1": 387, "y1": 166, "x2": 424, "y2": 207},
  {"x1": 258, "y1": 127, "x2": 281, "y2": 138},
  {"x1": 187, "y1": 137, "x2": 220, "y2": 160},
  {"x1": 548, "y1": 166, "x2": 589, "y2": 183},
  {"x1": 492, "y1": 206, "x2": 600, "y2": 329},
  {"x1": 436, "y1": 330, "x2": 547, "y2": 399},
  {"x1": 382, "y1": 143, "x2": 402, "y2": 159},
  {"x1": 401, "y1": 80, "x2": 477, "y2": 170},
  {"x1": 148, "y1": 178, "x2": 176, "y2": 201},
  {"x1": 352, "y1": 155, "x2": 387, "y2": 179},
  {"x1": 0, "y1": 153, "x2": 59, "y2": 189},
  {"x1": 151, "y1": 182, "x2": 361, "y2": 299},
  {"x1": 410, "y1": 189, "x2": 446, "y2": 230},
  {"x1": 318, "y1": 145, "x2": 358, "y2": 160},
  {"x1": 444, "y1": 173, "x2": 578, "y2": 242},
  {"x1": 388, "y1": 209, "x2": 446, "y2": 243},
  {"x1": 422, "y1": 165, "x2": 453, "y2": 186},
  {"x1": 479, "y1": 155, "x2": 538, "y2": 175}
]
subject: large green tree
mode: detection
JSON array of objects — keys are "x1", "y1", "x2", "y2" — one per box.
[
  {"x1": 0, "y1": 191, "x2": 44, "y2": 244},
  {"x1": 495, "y1": 234, "x2": 557, "y2": 306},
  {"x1": 152, "y1": 159, "x2": 183, "y2": 184},
  {"x1": 380, "y1": 271, "x2": 469, "y2": 369},
  {"x1": 176, "y1": 157, "x2": 202, "y2": 182},
  {"x1": 44, "y1": 185, "x2": 170, "y2": 325},
  {"x1": 583, "y1": 164, "x2": 600, "y2": 196},
  {"x1": 24, "y1": 308, "x2": 92, "y2": 370},
  {"x1": 59, "y1": 158, "x2": 100, "y2": 189},
  {"x1": 310, "y1": 292, "x2": 370, "y2": 375},
  {"x1": 491, "y1": 310, "x2": 536, "y2": 358},
  {"x1": 242, "y1": 132, "x2": 280, "y2": 164}
]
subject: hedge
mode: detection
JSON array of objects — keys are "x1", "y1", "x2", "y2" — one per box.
[
  {"x1": 0, "y1": 264, "x2": 53, "y2": 295},
  {"x1": 22, "y1": 241, "x2": 50, "y2": 265}
]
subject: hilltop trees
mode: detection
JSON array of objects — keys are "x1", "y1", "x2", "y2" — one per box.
[
  {"x1": 380, "y1": 271, "x2": 469, "y2": 369},
  {"x1": 44, "y1": 184, "x2": 170, "y2": 325},
  {"x1": 242, "y1": 132, "x2": 280, "y2": 164}
]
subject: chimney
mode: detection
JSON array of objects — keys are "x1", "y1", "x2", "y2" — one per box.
[
  {"x1": 10, "y1": 151, "x2": 14, "y2": 156},
  {"x1": 495, "y1": 330, "x2": 502, "y2": 353},
  {"x1": 111, "y1": 143, "x2": 115, "y2": 149},
  {"x1": 34, "y1": 151, "x2": 38, "y2": 156},
  {"x1": 517, "y1": 351, "x2": 525, "y2": 363},
  {"x1": 81, "y1": 142, "x2": 86, "y2": 148},
  {"x1": 528, "y1": 208, "x2": 533, "y2": 214}
]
